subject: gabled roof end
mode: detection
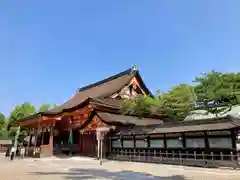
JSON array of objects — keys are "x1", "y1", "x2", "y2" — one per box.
[{"x1": 131, "y1": 65, "x2": 138, "y2": 72}]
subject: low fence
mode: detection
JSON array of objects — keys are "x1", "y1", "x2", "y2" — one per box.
[{"x1": 108, "y1": 149, "x2": 240, "y2": 168}]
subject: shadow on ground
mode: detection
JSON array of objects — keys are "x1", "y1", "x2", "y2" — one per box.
[{"x1": 31, "y1": 168, "x2": 185, "y2": 180}]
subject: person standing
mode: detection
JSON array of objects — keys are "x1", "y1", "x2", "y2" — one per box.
[
  {"x1": 20, "y1": 146, "x2": 25, "y2": 159},
  {"x1": 10, "y1": 146, "x2": 16, "y2": 161},
  {"x1": 5, "y1": 146, "x2": 10, "y2": 158}
]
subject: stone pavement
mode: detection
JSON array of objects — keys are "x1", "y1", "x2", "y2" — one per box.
[{"x1": 0, "y1": 156, "x2": 240, "y2": 180}]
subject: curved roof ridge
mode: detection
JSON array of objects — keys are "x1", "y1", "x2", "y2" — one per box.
[
  {"x1": 78, "y1": 67, "x2": 135, "y2": 92},
  {"x1": 46, "y1": 66, "x2": 138, "y2": 113}
]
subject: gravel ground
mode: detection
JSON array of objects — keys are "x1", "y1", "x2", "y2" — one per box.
[{"x1": 0, "y1": 156, "x2": 240, "y2": 180}]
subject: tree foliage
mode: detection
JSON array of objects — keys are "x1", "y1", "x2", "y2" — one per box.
[
  {"x1": 0, "y1": 113, "x2": 8, "y2": 139},
  {"x1": 2, "y1": 102, "x2": 55, "y2": 140},
  {"x1": 122, "y1": 84, "x2": 196, "y2": 120},
  {"x1": 122, "y1": 71, "x2": 240, "y2": 120},
  {"x1": 0, "y1": 113, "x2": 5, "y2": 128},
  {"x1": 0, "y1": 128, "x2": 9, "y2": 139},
  {"x1": 38, "y1": 103, "x2": 51, "y2": 112},
  {"x1": 158, "y1": 84, "x2": 196, "y2": 120},
  {"x1": 121, "y1": 95, "x2": 157, "y2": 117},
  {"x1": 8, "y1": 102, "x2": 36, "y2": 124},
  {"x1": 194, "y1": 71, "x2": 240, "y2": 102},
  {"x1": 194, "y1": 71, "x2": 240, "y2": 116}
]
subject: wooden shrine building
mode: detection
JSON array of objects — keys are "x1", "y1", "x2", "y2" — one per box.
[
  {"x1": 109, "y1": 115, "x2": 240, "y2": 168},
  {"x1": 16, "y1": 66, "x2": 240, "y2": 168},
  {"x1": 16, "y1": 66, "x2": 164, "y2": 157}
]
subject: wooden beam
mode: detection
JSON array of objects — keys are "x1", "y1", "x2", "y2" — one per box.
[
  {"x1": 43, "y1": 112, "x2": 90, "y2": 123},
  {"x1": 79, "y1": 114, "x2": 112, "y2": 134},
  {"x1": 130, "y1": 77, "x2": 146, "y2": 95},
  {"x1": 20, "y1": 106, "x2": 93, "y2": 129},
  {"x1": 42, "y1": 116, "x2": 57, "y2": 121},
  {"x1": 44, "y1": 105, "x2": 93, "y2": 117},
  {"x1": 17, "y1": 118, "x2": 39, "y2": 127}
]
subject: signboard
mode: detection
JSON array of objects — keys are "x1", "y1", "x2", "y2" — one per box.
[
  {"x1": 96, "y1": 131, "x2": 104, "y2": 141},
  {"x1": 96, "y1": 127, "x2": 110, "y2": 132}
]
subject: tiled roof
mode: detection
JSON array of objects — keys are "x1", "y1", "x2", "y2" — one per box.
[
  {"x1": 46, "y1": 66, "x2": 151, "y2": 114},
  {"x1": 117, "y1": 115, "x2": 240, "y2": 135},
  {"x1": 97, "y1": 112, "x2": 163, "y2": 126}
]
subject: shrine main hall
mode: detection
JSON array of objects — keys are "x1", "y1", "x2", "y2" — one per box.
[
  {"x1": 16, "y1": 67, "x2": 240, "y2": 168},
  {"x1": 17, "y1": 66, "x2": 163, "y2": 157}
]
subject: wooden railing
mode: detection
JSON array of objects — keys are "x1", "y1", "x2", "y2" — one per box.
[{"x1": 108, "y1": 149, "x2": 240, "y2": 168}]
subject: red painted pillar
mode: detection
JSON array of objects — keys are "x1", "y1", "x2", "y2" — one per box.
[
  {"x1": 79, "y1": 132, "x2": 82, "y2": 154},
  {"x1": 41, "y1": 128, "x2": 44, "y2": 145},
  {"x1": 49, "y1": 126, "x2": 54, "y2": 156}
]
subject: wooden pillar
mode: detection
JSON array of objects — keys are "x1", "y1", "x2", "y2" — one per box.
[
  {"x1": 49, "y1": 126, "x2": 54, "y2": 156},
  {"x1": 163, "y1": 133, "x2": 167, "y2": 149},
  {"x1": 41, "y1": 127, "x2": 44, "y2": 146},
  {"x1": 146, "y1": 135, "x2": 150, "y2": 148},
  {"x1": 182, "y1": 132, "x2": 186, "y2": 148},
  {"x1": 79, "y1": 131, "x2": 82, "y2": 154},
  {"x1": 109, "y1": 135, "x2": 112, "y2": 154},
  {"x1": 133, "y1": 134, "x2": 136, "y2": 149},
  {"x1": 231, "y1": 129, "x2": 237, "y2": 150},
  {"x1": 204, "y1": 131, "x2": 209, "y2": 150},
  {"x1": 35, "y1": 119, "x2": 41, "y2": 147},
  {"x1": 34, "y1": 128, "x2": 38, "y2": 147},
  {"x1": 27, "y1": 129, "x2": 32, "y2": 156},
  {"x1": 91, "y1": 132, "x2": 95, "y2": 157},
  {"x1": 30, "y1": 134, "x2": 33, "y2": 146},
  {"x1": 69, "y1": 117, "x2": 73, "y2": 157},
  {"x1": 27, "y1": 129, "x2": 31, "y2": 148}
]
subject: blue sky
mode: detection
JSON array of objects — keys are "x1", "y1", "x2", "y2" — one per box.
[{"x1": 0, "y1": 0, "x2": 240, "y2": 115}]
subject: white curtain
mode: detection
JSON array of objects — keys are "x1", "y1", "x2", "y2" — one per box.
[
  {"x1": 208, "y1": 137, "x2": 232, "y2": 148},
  {"x1": 123, "y1": 140, "x2": 134, "y2": 148},
  {"x1": 186, "y1": 138, "x2": 205, "y2": 148},
  {"x1": 166, "y1": 139, "x2": 183, "y2": 148},
  {"x1": 112, "y1": 140, "x2": 121, "y2": 148},
  {"x1": 150, "y1": 139, "x2": 164, "y2": 148},
  {"x1": 135, "y1": 140, "x2": 148, "y2": 148}
]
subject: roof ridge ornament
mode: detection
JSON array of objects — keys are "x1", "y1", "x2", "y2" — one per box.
[{"x1": 131, "y1": 65, "x2": 138, "y2": 72}]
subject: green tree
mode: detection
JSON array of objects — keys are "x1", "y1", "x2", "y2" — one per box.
[
  {"x1": 0, "y1": 113, "x2": 9, "y2": 139},
  {"x1": 158, "y1": 84, "x2": 196, "y2": 120},
  {"x1": 8, "y1": 102, "x2": 35, "y2": 141},
  {"x1": 194, "y1": 71, "x2": 240, "y2": 116},
  {"x1": 8, "y1": 102, "x2": 36, "y2": 124},
  {"x1": 38, "y1": 103, "x2": 51, "y2": 112},
  {"x1": 0, "y1": 128, "x2": 9, "y2": 139},
  {"x1": 121, "y1": 95, "x2": 156, "y2": 117},
  {"x1": 0, "y1": 113, "x2": 5, "y2": 129},
  {"x1": 121, "y1": 84, "x2": 195, "y2": 120}
]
